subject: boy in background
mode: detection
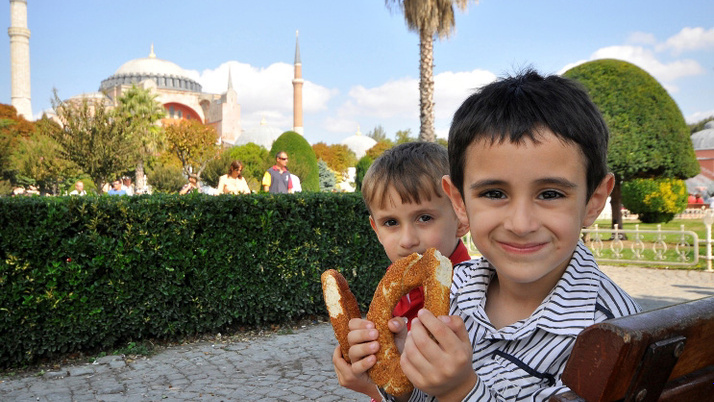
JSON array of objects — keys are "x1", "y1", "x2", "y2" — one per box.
[
  {"x1": 333, "y1": 141, "x2": 470, "y2": 400},
  {"x1": 348, "y1": 70, "x2": 641, "y2": 401}
]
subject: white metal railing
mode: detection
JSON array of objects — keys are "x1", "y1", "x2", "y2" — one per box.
[
  {"x1": 461, "y1": 209, "x2": 714, "y2": 271},
  {"x1": 582, "y1": 224, "x2": 699, "y2": 267}
]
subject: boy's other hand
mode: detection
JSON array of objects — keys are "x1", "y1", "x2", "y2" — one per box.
[
  {"x1": 332, "y1": 345, "x2": 380, "y2": 399},
  {"x1": 400, "y1": 309, "x2": 477, "y2": 401},
  {"x1": 346, "y1": 318, "x2": 379, "y2": 375},
  {"x1": 388, "y1": 316, "x2": 409, "y2": 353}
]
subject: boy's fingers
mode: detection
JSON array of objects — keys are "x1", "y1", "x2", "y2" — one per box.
[{"x1": 347, "y1": 339, "x2": 379, "y2": 366}]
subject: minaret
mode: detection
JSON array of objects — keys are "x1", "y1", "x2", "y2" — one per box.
[
  {"x1": 292, "y1": 30, "x2": 304, "y2": 135},
  {"x1": 8, "y1": 0, "x2": 32, "y2": 119}
]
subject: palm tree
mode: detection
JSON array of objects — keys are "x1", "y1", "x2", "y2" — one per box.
[
  {"x1": 116, "y1": 85, "x2": 166, "y2": 192},
  {"x1": 385, "y1": 0, "x2": 476, "y2": 142}
]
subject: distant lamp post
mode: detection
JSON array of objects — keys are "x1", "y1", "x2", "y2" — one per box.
[{"x1": 703, "y1": 209, "x2": 714, "y2": 272}]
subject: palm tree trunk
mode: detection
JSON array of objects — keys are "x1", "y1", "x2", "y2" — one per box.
[
  {"x1": 136, "y1": 160, "x2": 145, "y2": 193},
  {"x1": 419, "y1": 30, "x2": 436, "y2": 142}
]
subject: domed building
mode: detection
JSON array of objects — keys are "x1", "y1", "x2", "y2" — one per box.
[
  {"x1": 687, "y1": 121, "x2": 714, "y2": 194},
  {"x1": 341, "y1": 126, "x2": 376, "y2": 159},
  {"x1": 99, "y1": 45, "x2": 241, "y2": 145},
  {"x1": 236, "y1": 117, "x2": 283, "y2": 149}
]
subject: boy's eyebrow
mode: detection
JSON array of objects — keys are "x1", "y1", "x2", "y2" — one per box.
[{"x1": 469, "y1": 177, "x2": 578, "y2": 191}]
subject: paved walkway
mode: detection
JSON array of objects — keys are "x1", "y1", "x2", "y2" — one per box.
[{"x1": 1, "y1": 266, "x2": 713, "y2": 401}]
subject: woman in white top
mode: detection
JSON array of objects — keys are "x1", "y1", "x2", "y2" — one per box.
[{"x1": 217, "y1": 160, "x2": 251, "y2": 195}]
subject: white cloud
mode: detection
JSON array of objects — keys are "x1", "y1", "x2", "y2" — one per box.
[
  {"x1": 559, "y1": 45, "x2": 705, "y2": 86},
  {"x1": 189, "y1": 61, "x2": 336, "y2": 131},
  {"x1": 341, "y1": 78, "x2": 419, "y2": 119},
  {"x1": 434, "y1": 69, "x2": 497, "y2": 119},
  {"x1": 337, "y1": 69, "x2": 496, "y2": 122},
  {"x1": 686, "y1": 109, "x2": 714, "y2": 124},
  {"x1": 656, "y1": 27, "x2": 714, "y2": 55}
]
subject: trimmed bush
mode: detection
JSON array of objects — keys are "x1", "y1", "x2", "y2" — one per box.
[
  {"x1": 0, "y1": 193, "x2": 388, "y2": 367},
  {"x1": 621, "y1": 178, "x2": 688, "y2": 223}
]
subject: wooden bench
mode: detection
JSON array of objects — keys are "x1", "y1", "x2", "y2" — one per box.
[{"x1": 551, "y1": 296, "x2": 714, "y2": 402}]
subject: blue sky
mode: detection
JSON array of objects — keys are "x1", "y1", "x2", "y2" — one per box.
[{"x1": 1, "y1": 0, "x2": 712, "y2": 146}]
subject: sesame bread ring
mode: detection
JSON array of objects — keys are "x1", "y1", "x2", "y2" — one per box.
[
  {"x1": 321, "y1": 269, "x2": 362, "y2": 363},
  {"x1": 365, "y1": 248, "x2": 453, "y2": 396}
]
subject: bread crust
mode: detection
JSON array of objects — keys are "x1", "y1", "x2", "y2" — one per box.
[
  {"x1": 321, "y1": 269, "x2": 361, "y2": 363},
  {"x1": 365, "y1": 248, "x2": 452, "y2": 396}
]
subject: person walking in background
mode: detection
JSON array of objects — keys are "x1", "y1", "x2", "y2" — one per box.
[
  {"x1": 180, "y1": 174, "x2": 202, "y2": 195},
  {"x1": 217, "y1": 160, "x2": 251, "y2": 195},
  {"x1": 107, "y1": 180, "x2": 127, "y2": 196},
  {"x1": 70, "y1": 181, "x2": 86, "y2": 196},
  {"x1": 121, "y1": 177, "x2": 135, "y2": 196},
  {"x1": 262, "y1": 151, "x2": 292, "y2": 193},
  {"x1": 289, "y1": 173, "x2": 302, "y2": 193}
]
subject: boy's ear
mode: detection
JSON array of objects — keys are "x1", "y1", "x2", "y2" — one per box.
[
  {"x1": 442, "y1": 175, "x2": 470, "y2": 229},
  {"x1": 368, "y1": 215, "x2": 383, "y2": 244},
  {"x1": 583, "y1": 173, "x2": 615, "y2": 227}
]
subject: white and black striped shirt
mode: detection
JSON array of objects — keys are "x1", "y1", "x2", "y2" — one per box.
[{"x1": 405, "y1": 241, "x2": 641, "y2": 402}]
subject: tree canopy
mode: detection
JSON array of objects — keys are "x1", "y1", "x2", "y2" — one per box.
[
  {"x1": 312, "y1": 142, "x2": 357, "y2": 175},
  {"x1": 47, "y1": 93, "x2": 138, "y2": 190},
  {"x1": 164, "y1": 119, "x2": 219, "y2": 179},
  {"x1": 385, "y1": 0, "x2": 477, "y2": 142},
  {"x1": 115, "y1": 85, "x2": 166, "y2": 191},
  {"x1": 563, "y1": 59, "x2": 699, "y2": 227}
]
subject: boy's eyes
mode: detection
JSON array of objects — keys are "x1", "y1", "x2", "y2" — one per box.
[
  {"x1": 417, "y1": 214, "x2": 433, "y2": 223},
  {"x1": 480, "y1": 189, "x2": 506, "y2": 199},
  {"x1": 479, "y1": 189, "x2": 565, "y2": 200},
  {"x1": 539, "y1": 190, "x2": 565, "y2": 200},
  {"x1": 381, "y1": 215, "x2": 433, "y2": 227}
]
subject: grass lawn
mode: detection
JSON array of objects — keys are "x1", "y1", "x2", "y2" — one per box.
[{"x1": 590, "y1": 218, "x2": 713, "y2": 270}]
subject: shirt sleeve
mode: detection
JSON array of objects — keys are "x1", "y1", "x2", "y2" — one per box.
[
  {"x1": 261, "y1": 171, "x2": 271, "y2": 188},
  {"x1": 237, "y1": 178, "x2": 251, "y2": 194},
  {"x1": 217, "y1": 175, "x2": 227, "y2": 194}
]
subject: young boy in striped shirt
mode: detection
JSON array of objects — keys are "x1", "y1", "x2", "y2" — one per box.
[{"x1": 348, "y1": 69, "x2": 641, "y2": 401}]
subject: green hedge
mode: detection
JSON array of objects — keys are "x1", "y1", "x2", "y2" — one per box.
[{"x1": 0, "y1": 193, "x2": 388, "y2": 368}]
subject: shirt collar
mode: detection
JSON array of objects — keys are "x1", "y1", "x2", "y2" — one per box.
[{"x1": 454, "y1": 241, "x2": 601, "y2": 340}]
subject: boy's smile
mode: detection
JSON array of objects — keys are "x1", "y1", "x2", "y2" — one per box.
[
  {"x1": 445, "y1": 129, "x2": 612, "y2": 298},
  {"x1": 369, "y1": 186, "x2": 465, "y2": 263}
]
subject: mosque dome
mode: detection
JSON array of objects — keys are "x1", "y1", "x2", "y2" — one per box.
[
  {"x1": 99, "y1": 45, "x2": 202, "y2": 93},
  {"x1": 341, "y1": 127, "x2": 377, "y2": 159},
  {"x1": 236, "y1": 117, "x2": 283, "y2": 149},
  {"x1": 690, "y1": 121, "x2": 714, "y2": 150}
]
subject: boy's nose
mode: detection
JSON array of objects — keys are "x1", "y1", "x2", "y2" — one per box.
[
  {"x1": 398, "y1": 226, "x2": 420, "y2": 249},
  {"x1": 504, "y1": 200, "x2": 539, "y2": 235}
]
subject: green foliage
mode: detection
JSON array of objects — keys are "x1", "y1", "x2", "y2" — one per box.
[
  {"x1": 355, "y1": 155, "x2": 374, "y2": 192},
  {"x1": 1, "y1": 104, "x2": 36, "y2": 184},
  {"x1": 312, "y1": 142, "x2": 357, "y2": 174},
  {"x1": 47, "y1": 93, "x2": 138, "y2": 190},
  {"x1": 9, "y1": 129, "x2": 80, "y2": 195},
  {"x1": 563, "y1": 59, "x2": 700, "y2": 181},
  {"x1": 115, "y1": 85, "x2": 166, "y2": 191},
  {"x1": 395, "y1": 129, "x2": 417, "y2": 144},
  {"x1": 0, "y1": 193, "x2": 388, "y2": 368},
  {"x1": 318, "y1": 160, "x2": 337, "y2": 192},
  {"x1": 146, "y1": 163, "x2": 185, "y2": 193},
  {"x1": 164, "y1": 119, "x2": 220, "y2": 178},
  {"x1": 202, "y1": 149, "x2": 233, "y2": 188},
  {"x1": 621, "y1": 178, "x2": 688, "y2": 223},
  {"x1": 269, "y1": 131, "x2": 319, "y2": 192},
  {"x1": 367, "y1": 125, "x2": 389, "y2": 143},
  {"x1": 365, "y1": 140, "x2": 392, "y2": 160},
  {"x1": 227, "y1": 143, "x2": 270, "y2": 186}
]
